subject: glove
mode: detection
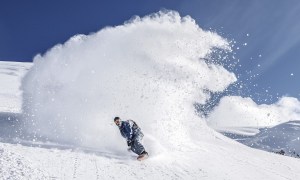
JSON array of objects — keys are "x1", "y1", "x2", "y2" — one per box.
[{"x1": 127, "y1": 140, "x2": 133, "y2": 146}]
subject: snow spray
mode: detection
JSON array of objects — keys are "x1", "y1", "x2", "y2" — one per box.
[{"x1": 21, "y1": 11, "x2": 236, "y2": 154}]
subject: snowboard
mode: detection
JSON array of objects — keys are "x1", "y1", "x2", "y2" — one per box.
[{"x1": 137, "y1": 153, "x2": 149, "y2": 161}]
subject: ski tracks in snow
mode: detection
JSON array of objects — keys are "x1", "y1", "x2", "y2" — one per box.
[
  {"x1": 0, "y1": 144, "x2": 47, "y2": 179},
  {"x1": 72, "y1": 154, "x2": 79, "y2": 179},
  {"x1": 1, "y1": 142, "x2": 300, "y2": 179}
]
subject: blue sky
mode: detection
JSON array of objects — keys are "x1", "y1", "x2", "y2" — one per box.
[{"x1": 0, "y1": 0, "x2": 299, "y2": 103}]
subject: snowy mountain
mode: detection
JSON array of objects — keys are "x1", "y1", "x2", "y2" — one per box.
[
  {"x1": 219, "y1": 121, "x2": 300, "y2": 158},
  {"x1": 245, "y1": 121, "x2": 300, "y2": 157},
  {"x1": 1, "y1": 11, "x2": 300, "y2": 179}
]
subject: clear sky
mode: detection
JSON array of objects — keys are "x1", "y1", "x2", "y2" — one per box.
[{"x1": 0, "y1": 0, "x2": 299, "y2": 103}]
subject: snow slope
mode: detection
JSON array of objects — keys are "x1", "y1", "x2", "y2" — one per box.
[
  {"x1": 0, "y1": 60, "x2": 300, "y2": 179},
  {"x1": 1, "y1": 135, "x2": 300, "y2": 179},
  {"x1": 0, "y1": 62, "x2": 31, "y2": 113}
]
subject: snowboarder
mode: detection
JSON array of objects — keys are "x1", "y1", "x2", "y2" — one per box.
[{"x1": 114, "y1": 117, "x2": 148, "y2": 161}]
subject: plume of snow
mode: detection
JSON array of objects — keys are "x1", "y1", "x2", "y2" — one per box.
[{"x1": 21, "y1": 11, "x2": 236, "y2": 154}]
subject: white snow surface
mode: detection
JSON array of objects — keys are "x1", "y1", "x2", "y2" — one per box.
[
  {"x1": 0, "y1": 62, "x2": 31, "y2": 113},
  {"x1": 0, "y1": 11, "x2": 300, "y2": 179},
  {"x1": 1, "y1": 137, "x2": 300, "y2": 180}
]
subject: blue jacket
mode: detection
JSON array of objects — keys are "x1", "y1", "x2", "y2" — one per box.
[{"x1": 118, "y1": 120, "x2": 141, "y2": 141}]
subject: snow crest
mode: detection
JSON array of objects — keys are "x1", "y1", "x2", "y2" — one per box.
[{"x1": 21, "y1": 11, "x2": 236, "y2": 154}]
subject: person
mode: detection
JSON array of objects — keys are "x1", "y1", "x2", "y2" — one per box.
[{"x1": 114, "y1": 117, "x2": 148, "y2": 160}]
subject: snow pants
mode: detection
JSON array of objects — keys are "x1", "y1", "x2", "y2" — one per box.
[{"x1": 130, "y1": 132, "x2": 145, "y2": 155}]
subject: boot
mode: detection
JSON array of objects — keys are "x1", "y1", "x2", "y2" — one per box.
[{"x1": 137, "y1": 151, "x2": 149, "y2": 161}]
